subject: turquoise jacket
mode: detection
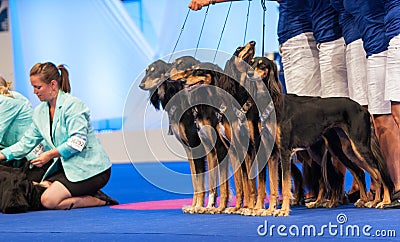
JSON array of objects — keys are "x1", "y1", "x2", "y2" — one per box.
[
  {"x1": 2, "y1": 90, "x2": 111, "y2": 182},
  {"x1": 0, "y1": 92, "x2": 33, "y2": 149}
]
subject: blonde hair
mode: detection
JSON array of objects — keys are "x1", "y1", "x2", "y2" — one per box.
[
  {"x1": 30, "y1": 62, "x2": 71, "y2": 93},
  {"x1": 0, "y1": 76, "x2": 13, "y2": 97}
]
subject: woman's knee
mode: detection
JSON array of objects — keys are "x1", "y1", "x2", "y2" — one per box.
[{"x1": 40, "y1": 193, "x2": 59, "y2": 209}]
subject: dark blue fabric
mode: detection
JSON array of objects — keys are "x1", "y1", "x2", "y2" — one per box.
[
  {"x1": 384, "y1": 0, "x2": 400, "y2": 40},
  {"x1": 277, "y1": 0, "x2": 313, "y2": 44},
  {"x1": 330, "y1": 0, "x2": 361, "y2": 45},
  {"x1": 311, "y1": 0, "x2": 343, "y2": 43},
  {"x1": 344, "y1": 0, "x2": 388, "y2": 57}
]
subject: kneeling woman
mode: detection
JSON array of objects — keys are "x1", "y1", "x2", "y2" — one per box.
[{"x1": 0, "y1": 62, "x2": 115, "y2": 209}]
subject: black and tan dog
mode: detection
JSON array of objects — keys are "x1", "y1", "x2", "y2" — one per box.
[
  {"x1": 139, "y1": 58, "x2": 214, "y2": 214},
  {"x1": 181, "y1": 61, "x2": 231, "y2": 213},
  {"x1": 183, "y1": 41, "x2": 265, "y2": 214},
  {"x1": 249, "y1": 56, "x2": 394, "y2": 216}
]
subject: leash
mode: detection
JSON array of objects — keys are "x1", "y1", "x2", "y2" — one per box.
[
  {"x1": 168, "y1": 8, "x2": 191, "y2": 63},
  {"x1": 261, "y1": 0, "x2": 267, "y2": 56},
  {"x1": 243, "y1": 0, "x2": 252, "y2": 45},
  {"x1": 212, "y1": 1, "x2": 233, "y2": 63},
  {"x1": 194, "y1": 5, "x2": 210, "y2": 58}
]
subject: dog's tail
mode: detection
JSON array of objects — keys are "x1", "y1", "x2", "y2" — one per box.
[{"x1": 370, "y1": 114, "x2": 395, "y2": 194}]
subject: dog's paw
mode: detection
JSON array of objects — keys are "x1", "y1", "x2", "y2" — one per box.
[
  {"x1": 375, "y1": 201, "x2": 388, "y2": 209},
  {"x1": 241, "y1": 208, "x2": 253, "y2": 216},
  {"x1": 252, "y1": 209, "x2": 267, "y2": 216},
  {"x1": 274, "y1": 208, "x2": 290, "y2": 217},
  {"x1": 182, "y1": 205, "x2": 195, "y2": 214},
  {"x1": 306, "y1": 201, "x2": 323, "y2": 209},
  {"x1": 259, "y1": 208, "x2": 274, "y2": 216},
  {"x1": 365, "y1": 201, "x2": 377, "y2": 208},
  {"x1": 224, "y1": 207, "x2": 239, "y2": 214},
  {"x1": 354, "y1": 199, "x2": 366, "y2": 208},
  {"x1": 323, "y1": 200, "x2": 339, "y2": 208},
  {"x1": 194, "y1": 206, "x2": 207, "y2": 214}
]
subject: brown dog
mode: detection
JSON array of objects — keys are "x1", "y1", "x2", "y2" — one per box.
[{"x1": 249, "y1": 56, "x2": 393, "y2": 216}]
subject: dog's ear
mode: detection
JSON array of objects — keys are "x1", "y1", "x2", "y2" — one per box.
[{"x1": 150, "y1": 88, "x2": 161, "y2": 110}]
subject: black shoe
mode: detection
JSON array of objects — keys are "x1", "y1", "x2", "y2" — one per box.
[
  {"x1": 93, "y1": 190, "x2": 119, "y2": 206},
  {"x1": 383, "y1": 190, "x2": 400, "y2": 209},
  {"x1": 347, "y1": 190, "x2": 360, "y2": 203}
]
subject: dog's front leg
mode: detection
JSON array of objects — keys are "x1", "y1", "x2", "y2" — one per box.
[
  {"x1": 262, "y1": 146, "x2": 279, "y2": 216},
  {"x1": 275, "y1": 150, "x2": 292, "y2": 216},
  {"x1": 182, "y1": 156, "x2": 207, "y2": 214}
]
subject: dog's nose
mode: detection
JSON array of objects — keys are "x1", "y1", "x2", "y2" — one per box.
[
  {"x1": 247, "y1": 70, "x2": 254, "y2": 78},
  {"x1": 250, "y1": 41, "x2": 256, "y2": 46},
  {"x1": 139, "y1": 82, "x2": 146, "y2": 90}
]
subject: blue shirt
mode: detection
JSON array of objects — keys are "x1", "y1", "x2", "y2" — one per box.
[
  {"x1": 384, "y1": 0, "x2": 400, "y2": 40},
  {"x1": 344, "y1": 0, "x2": 388, "y2": 57},
  {"x1": 330, "y1": 0, "x2": 361, "y2": 45},
  {"x1": 277, "y1": 0, "x2": 313, "y2": 44},
  {"x1": 311, "y1": 0, "x2": 343, "y2": 43}
]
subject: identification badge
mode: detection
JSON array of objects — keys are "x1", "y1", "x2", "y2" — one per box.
[
  {"x1": 67, "y1": 135, "x2": 87, "y2": 152},
  {"x1": 32, "y1": 143, "x2": 45, "y2": 157}
]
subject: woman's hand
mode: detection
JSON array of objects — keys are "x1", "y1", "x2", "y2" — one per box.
[
  {"x1": 188, "y1": 0, "x2": 211, "y2": 10},
  {"x1": 30, "y1": 149, "x2": 60, "y2": 167},
  {"x1": 0, "y1": 152, "x2": 5, "y2": 161}
]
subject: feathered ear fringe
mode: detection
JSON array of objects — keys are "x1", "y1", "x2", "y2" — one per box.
[
  {"x1": 0, "y1": 86, "x2": 13, "y2": 98},
  {"x1": 5, "y1": 81, "x2": 12, "y2": 89}
]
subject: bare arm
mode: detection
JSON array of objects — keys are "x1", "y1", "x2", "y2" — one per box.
[{"x1": 188, "y1": 0, "x2": 228, "y2": 11}]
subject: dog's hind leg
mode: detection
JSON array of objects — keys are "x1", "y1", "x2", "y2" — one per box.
[
  {"x1": 291, "y1": 161, "x2": 304, "y2": 206},
  {"x1": 324, "y1": 130, "x2": 368, "y2": 207},
  {"x1": 213, "y1": 140, "x2": 230, "y2": 214},
  {"x1": 261, "y1": 145, "x2": 280, "y2": 216},
  {"x1": 224, "y1": 148, "x2": 244, "y2": 214},
  {"x1": 275, "y1": 149, "x2": 293, "y2": 216}
]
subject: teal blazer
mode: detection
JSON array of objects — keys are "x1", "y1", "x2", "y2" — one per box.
[
  {"x1": 0, "y1": 92, "x2": 33, "y2": 149},
  {"x1": 2, "y1": 90, "x2": 111, "y2": 182}
]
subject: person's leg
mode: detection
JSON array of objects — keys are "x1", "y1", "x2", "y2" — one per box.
[
  {"x1": 368, "y1": 52, "x2": 400, "y2": 194},
  {"x1": 41, "y1": 181, "x2": 105, "y2": 209},
  {"x1": 385, "y1": 35, "x2": 400, "y2": 193},
  {"x1": 346, "y1": 39, "x2": 368, "y2": 106},
  {"x1": 345, "y1": 39, "x2": 369, "y2": 198},
  {"x1": 280, "y1": 32, "x2": 321, "y2": 96},
  {"x1": 318, "y1": 37, "x2": 349, "y2": 98}
]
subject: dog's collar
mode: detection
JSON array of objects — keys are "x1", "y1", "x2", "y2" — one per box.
[
  {"x1": 234, "y1": 99, "x2": 253, "y2": 122},
  {"x1": 260, "y1": 100, "x2": 275, "y2": 125}
]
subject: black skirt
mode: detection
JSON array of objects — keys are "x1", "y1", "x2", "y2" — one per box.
[{"x1": 46, "y1": 166, "x2": 111, "y2": 197}]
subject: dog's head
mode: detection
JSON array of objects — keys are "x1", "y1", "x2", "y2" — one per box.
[
  {"x1": 183, "y1": 62, "x2": 223, "y2": 91},
  {"x1": 249, "y1": 56, "x2": 283, "y2": 116},
  {"x1": 248, "y1": 57, "x2": 281, "y2": 92},
  {"x1": 226, "y1": 40, "x2": 256, "y2": 74},
  {"x1": 167, "y1": 56, "x2": 200, "y2": 82},
  {"x1": 139, "y1": 59, "x2": 171, "y2": 90}
]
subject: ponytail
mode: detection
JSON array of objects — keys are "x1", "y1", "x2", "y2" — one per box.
[{"x1": 58, "y1": 65, "x2": 71, "y2": 93}]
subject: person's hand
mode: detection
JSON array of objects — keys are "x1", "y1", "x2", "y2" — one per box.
[
  {"x1": 188, "y1": 0, "x2": 211, "y2": 11},
  {"x1": 0, "y1": 152, "x2": 5, "y2": 161},
  {"x1": 30, "y1": 149, "x2": 59, "y2": 167}
]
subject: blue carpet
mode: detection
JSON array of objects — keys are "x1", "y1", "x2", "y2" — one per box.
[{"x1": 0, "y1": 162, "x2": 398, "y2": 241}]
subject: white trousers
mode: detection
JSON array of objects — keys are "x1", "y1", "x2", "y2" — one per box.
[
  {"x1": 280, "y1": 32, "x2": 321, "y2": 96},
  {"x1": 386, "y1": 34, "x2": 400, "y2": 102},
  {"x1": 368, "y1": 51, "x2": 391, "y2": 114},
  {"x1": 318, "y1": 37, "x2": 349, "y2": 98},
  {"x1": 346, "y1": 39, "x2": 368, "y2": 106}
]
